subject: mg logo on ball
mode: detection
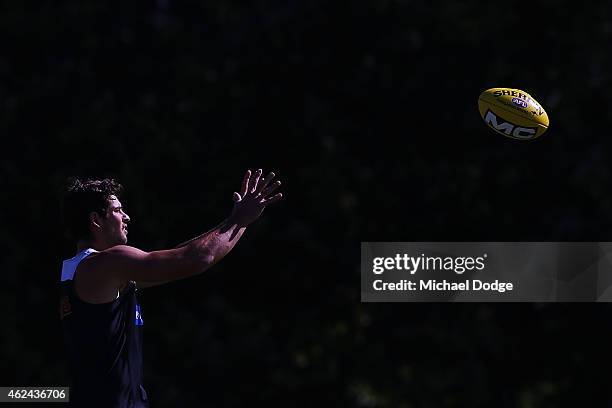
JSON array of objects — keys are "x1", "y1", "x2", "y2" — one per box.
[{"x1": 484, "y1": 110, "x2": 537, "y2": 140}]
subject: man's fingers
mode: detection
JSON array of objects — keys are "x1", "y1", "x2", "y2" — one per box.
[
  {"x1": 262, "y1": 192, "x2": 283, "y2": 205},
  {"x1": 240, "y1": 170, "x2": 251, "y2": 196},
  {"x1": 250, "y1": 169, "x2": 263, "y2": 193},
  {"x1": 255, "y1": 172, "x2": 275, "y2": 195},
  {"x1": 261, "y1": 180, "x2": 281, "y2": 198}
]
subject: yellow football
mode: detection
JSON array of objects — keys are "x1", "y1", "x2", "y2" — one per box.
[{"x1": 478, "y1": 88, "x2": 550, "y2": 140}]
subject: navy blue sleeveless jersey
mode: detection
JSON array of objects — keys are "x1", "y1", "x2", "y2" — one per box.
[{"x1": 59, "y1": 249, "x2": 149, "y2": 408}]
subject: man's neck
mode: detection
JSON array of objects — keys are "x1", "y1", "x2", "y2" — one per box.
[{"x1": 76, "y1": 240, "x2": 107, "y2": 253}]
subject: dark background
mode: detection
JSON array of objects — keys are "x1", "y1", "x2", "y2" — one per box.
[{"x1": 4, "y1": 1, "x2": 612, "y2": 406}]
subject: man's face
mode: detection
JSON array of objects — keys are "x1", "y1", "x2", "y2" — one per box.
[{"x1": 97, "y1": 195, "x2": 130, "y2": 247}]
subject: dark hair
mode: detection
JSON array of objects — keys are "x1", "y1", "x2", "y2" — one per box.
[{"x1": 61, "y1": 177, "x2": 124, "y2": 241}]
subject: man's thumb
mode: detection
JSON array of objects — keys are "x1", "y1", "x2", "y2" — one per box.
[{"x1": 233, "y1": 192, "x2": 242, "y2": 203}]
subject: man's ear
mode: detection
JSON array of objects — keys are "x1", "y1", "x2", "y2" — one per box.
[{"x1": 89, "y1": 212, "x2": 102, "y2": 229}]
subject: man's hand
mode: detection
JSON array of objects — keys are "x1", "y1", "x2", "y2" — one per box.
[{"x1": 227, "y1": 169, "x2": 283, "y2": 228}]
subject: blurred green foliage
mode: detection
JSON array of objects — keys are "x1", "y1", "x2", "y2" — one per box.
[{"x1": 3, "y1": 1, "x2": 612, "y2": 406}]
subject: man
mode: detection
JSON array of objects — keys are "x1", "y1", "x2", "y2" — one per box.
[{"x1": 59, "y1": 169, "x2": 282, "y2": 408}]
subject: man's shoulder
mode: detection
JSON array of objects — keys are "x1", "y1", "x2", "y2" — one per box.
[
  {"x1": 77, "y1": 245, "x2": 148, "y2": 283},
  {"x1": 74, "y1": 247, "x2": 141, "y2": 303},
  {"x1": 80, "y1": 246, "x2": 143, "y2": 267}
]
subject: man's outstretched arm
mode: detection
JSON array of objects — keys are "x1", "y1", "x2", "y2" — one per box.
[
  {"x1": 133, "y1": 217, "x2": 245, "y2": 289},
  {"x1": 82, "y1": 169, "x2": 282, "y2": 289}
]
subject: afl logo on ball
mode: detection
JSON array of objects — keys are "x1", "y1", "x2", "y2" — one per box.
[{"x1": 511, "y1": 97, "x2": 528, "y2": 108}]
